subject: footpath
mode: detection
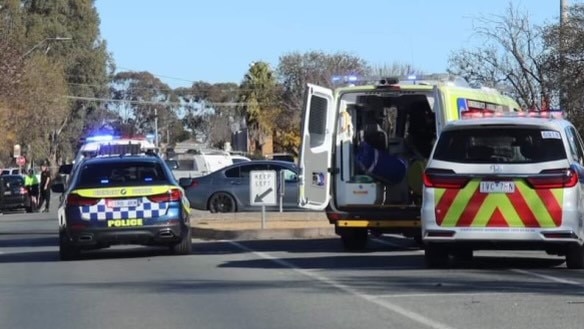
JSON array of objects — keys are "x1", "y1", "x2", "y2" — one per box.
[{"x1": 189, "y1": 210, "x2": 335, "y2": 240}]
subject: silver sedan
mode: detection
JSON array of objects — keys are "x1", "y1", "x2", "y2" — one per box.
[{"x1": 180, "y1": 160, "x2": 300, "y2": 213}]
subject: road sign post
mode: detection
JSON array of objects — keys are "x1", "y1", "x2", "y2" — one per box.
[{"x1": 250, "y1": 170, "x2": 277, "y2": 229}]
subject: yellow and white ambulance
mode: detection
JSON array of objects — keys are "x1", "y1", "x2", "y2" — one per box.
[{"x1": 298, "y1": 74, "x2": 521, "y2": 250}]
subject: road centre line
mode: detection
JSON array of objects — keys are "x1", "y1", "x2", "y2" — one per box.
[
  {"x1": 227, "y1": 240, "x2": 458, "y2": 329},
  {"x1": 510, "y1": 269, "x2": 584, "y2": 287}
]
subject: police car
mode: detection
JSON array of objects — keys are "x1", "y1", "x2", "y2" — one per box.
[
  {"x1": 421, "y1": 110, "x2": 584, "y2": 269},
  {"x1": 52, "y1": 143, "x2": 192, "y2": 260}
]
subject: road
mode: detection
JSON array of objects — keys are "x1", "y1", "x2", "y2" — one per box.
[{"x1": 1, "y1": 210, "x2": 584, "y2": 329}]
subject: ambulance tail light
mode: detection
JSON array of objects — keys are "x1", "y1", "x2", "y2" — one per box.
[
  {"x1": 148, "y1": 188, "x2": 182, "y2": 203},
  {"x1": 423, "y1": 169, "x2": 470, "y2": 189},
  {"x1": 526, "y1": 168, "x2": 578, "y2": 189},
  {"x1": 67, "y1": 194, "x2": 100, "y2": 206}
]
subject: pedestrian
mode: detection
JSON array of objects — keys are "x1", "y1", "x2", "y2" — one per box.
[
  {"x1": 24, "y1": 168, "x2": 40, "y2": 211},
  {"x1": 38, "y1": 160, "x2": 52, "y2": 213}
]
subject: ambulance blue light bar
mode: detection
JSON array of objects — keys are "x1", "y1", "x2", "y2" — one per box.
[{"x1": 461, "y1": 109, "x2": 564, "y2": 119}]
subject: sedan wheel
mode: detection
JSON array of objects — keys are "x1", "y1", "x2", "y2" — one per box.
[{"x1": 209, "y1": 192, "x2": 236, "y2": 213}]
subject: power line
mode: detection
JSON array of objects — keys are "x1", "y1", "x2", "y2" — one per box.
[{"x1": 63, "y1": 95, "x2": 255, "y2": 107}]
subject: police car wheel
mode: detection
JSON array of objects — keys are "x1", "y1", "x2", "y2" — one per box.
[
  {"x1": 424, "y1": 244, "x2": 450, "y2": 268},
  {"x1": 172, "y1": 229, "x2": 192, "y2": 255},
  {"x1": 565, "y1": 245, "x2": 584, "y2": 269},
  {"x1": 208, "y1": 192, "x2": 236, "y2": 213},
  {"x1": 59, "y1": 231, "x2": 80, "y2": 261}
]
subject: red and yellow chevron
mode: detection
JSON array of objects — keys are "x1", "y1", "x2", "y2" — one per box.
[{"x1": 435, "y1": 180, "x2": 563, "y2": 228}]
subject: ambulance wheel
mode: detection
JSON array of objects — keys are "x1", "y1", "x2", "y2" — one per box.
[
  {"x1": 452, "y1": 248, "x2": 473, "y2": 262},
  {"x1": 565, "y1": 244, "x2": 584, "y2": 269},
  {"x1": 172, "y1": 229, "x2": 192, "y2": 255},
  {"x1": 340, "y1": 228, "x2": 368, "y2": 251},
  {"x1": 59, "y1": 231, "x2": 80, "y2": 261},
  {"x1": 424, "y1": 244, "x2": 450, "y2": 268},
  {"x1": 208, "y1": 192, "x2": 236, "y2": 213}
]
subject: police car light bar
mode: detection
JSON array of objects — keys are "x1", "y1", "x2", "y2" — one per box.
[
  {"x1": 461, "y1": 109, "x2": 564, "y2": 119},
  {"x1": 98, "y1": 143, "x2": 142, "y2": 156},
  {"x1": 85, "y1": 134, "x2": 115, "y2": 142}
]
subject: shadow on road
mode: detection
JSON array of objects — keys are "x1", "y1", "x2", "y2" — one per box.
[{"x1": 0, "y1": 235, "x2": 57, "y2": 248}]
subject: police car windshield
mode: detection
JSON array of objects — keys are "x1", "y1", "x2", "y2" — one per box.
[
  {"x1": 433, "y1": 127, "x2": 566, "y2": 163},
  {"x1": 77, "y1": 162, "x2": 169, "y2": 188}
]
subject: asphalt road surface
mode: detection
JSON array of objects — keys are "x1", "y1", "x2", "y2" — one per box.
[{"x1": 1, "y1": 208, "x2": 584, "y2": 329}]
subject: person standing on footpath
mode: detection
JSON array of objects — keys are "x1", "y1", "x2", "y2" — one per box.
[{"x1": 38, "y1": 160, "x2": 52, "y2": 213}]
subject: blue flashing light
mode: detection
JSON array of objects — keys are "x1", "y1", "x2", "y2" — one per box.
[
  {"x1": 144, "y1": 177, "x2": 153, "y2": 182},
  {"x1": 145, "y1": 134, "x2": 155, "y2": 140},
  {"x1": 407, "y1": 74, "x2": 417, "y2": 80},
  {"x1": 332, "y1": 75, "x2": 360, "y2": 84},
  {"x1": 100, "y1": 179, "x2": 109, "y2": 184},
  {"x1": 86, "y1": 135, "x2": 114, "y2": 142}
]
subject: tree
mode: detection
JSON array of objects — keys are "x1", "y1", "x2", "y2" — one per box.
[
  {"x1": 542, "y1": 3, "x2": 584, "y2": 128},
  {"x1": 111, "y1": 71, "x2": 185, "y2": 145},
  {"x1": 448, "y1": 4, "x2": 549, "y2": 109},
  {"x1": 370, "y1": 62, "x2": 425, "y2": 77},
  {"x1": 175, "y1": 81, "x2": 241, "y2": 148},
  {"x1": 238, "y1": 62, "x2": 281, "y2": 155},
  {"x1": 22, "y1": 0, "x2": 112, "y2": 165},
  {"x1": 277, "y1": 51, "x2": 369, "y2": 156}
]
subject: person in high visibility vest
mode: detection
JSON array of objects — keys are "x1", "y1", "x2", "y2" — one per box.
[{"x1": 24, "y1": 169, "x2": 40, "y2": 211}]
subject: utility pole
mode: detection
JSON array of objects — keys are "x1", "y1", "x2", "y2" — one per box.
[
  {"x1": 154, "y1": 107, "x2": 159, "y2": 148},
  {"x1": 560, "y1": 0, "x2": 568, "y2": 111}
]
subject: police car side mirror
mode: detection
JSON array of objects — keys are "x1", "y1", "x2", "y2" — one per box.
[
  {"x1": 178, "y1": 177, "x2": 192, "y2": 188},
  {"x1": 51, "y1": 183, "x2": 65, "y2": 193},
  {"x1": 58, "y1": 164, "x2": 73, "y2": 175}
]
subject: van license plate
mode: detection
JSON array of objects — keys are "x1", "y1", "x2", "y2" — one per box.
[{"x1": 480, "y1": 181, "x2": 515, "y2": 193}]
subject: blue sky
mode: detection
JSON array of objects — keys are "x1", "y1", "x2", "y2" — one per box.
[{"x1": 96, "y1": 0, "x2": 572, "y2": 89}]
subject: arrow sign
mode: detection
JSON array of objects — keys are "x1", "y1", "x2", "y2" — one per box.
[
  {"x1": 254, "y1": 187, "x2": 273, "y2": 203},
  {"x1": 250, "y1": 170, "x2": 277, "y2": 206}
]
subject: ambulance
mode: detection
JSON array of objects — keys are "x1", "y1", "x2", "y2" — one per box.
[{"x1": 298, "y1": 74, "x2": 521, "y2": 250}]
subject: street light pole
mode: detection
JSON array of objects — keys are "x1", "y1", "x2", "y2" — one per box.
[{"x1": 20, "y1": 37, "x2": 72, "y2": 60}]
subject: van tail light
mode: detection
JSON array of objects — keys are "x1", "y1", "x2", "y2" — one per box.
[
  {"x1": 526, "y1": 168, "x2": 578, "y2": 189},
  {"x1": 423, "y1": 169, "x2": 470, "y2": 189},
  {"x1": 148, "y1": 188, "x2": 182, "y2": 203},
  {"x1": 67, "y1": 194, "x2": 100, "y2": 206}
]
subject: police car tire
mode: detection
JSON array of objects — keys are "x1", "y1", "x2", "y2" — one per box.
[
  {"x1": 59, "y1": 231, "x2": 80, "y2": 261},
  {"x1": 424, "y1": 244, "x2": 450, "y2": 268},
  {"x1": 565, "y1": 245, "x2": 584, "y2": 269},
  {"x1": 340, "y1": 228, "x2": 368, "y2": 251},
  {"x1": 172, "y1": 229, "x2": 192, "y2": 255}
]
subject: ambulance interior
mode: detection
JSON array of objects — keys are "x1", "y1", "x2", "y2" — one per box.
[{"x1": 335, "y1": 92, "x2": 436, "y2": 209}]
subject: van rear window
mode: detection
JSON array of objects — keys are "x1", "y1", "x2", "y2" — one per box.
[{"x1": 433, "y1": 128, "x2": 566, "y2": 163}]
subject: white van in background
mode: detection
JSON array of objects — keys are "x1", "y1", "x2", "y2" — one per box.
[{"x1": 171, "y1": 149, "x2": 235, "y2": 180}]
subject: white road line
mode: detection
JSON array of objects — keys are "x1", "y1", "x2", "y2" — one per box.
[
  {"x1": 227, "y1": 240, "x2": 457, "y2": 329},
  {"x1": 510, "y1": 269, "x2": 584, "y2": 287}
]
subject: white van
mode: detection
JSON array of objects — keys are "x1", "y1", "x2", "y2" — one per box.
[{"x1": 171, "y1": 149, "x2": 234, "y2": 180}]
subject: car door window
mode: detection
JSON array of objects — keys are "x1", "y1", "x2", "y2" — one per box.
[
  {"x1": 225, "y1": 167, "x2": 240, "y2": 178},
  {"x1": 565, "y1": 127, "x2": 584, "y2": 164},
  {"x1": 240, "y1": 164, "x2": 270, "y2": 178}
]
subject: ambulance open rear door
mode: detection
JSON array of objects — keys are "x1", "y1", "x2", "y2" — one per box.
[{"x1": 298, "y1": 84, "x2": 336, "y2": 210}]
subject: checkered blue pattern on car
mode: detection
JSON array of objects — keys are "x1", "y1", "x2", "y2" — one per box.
[{"x1": 80, "y1": 197, "x2": 168, "y2": 221}]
